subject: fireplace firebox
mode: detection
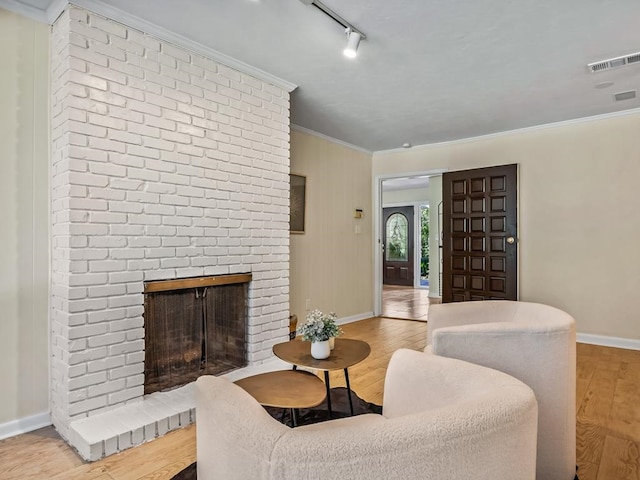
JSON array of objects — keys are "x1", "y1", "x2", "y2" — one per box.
[{"x1": 143, "y1": 274, "x2": 251, "y2": 394}]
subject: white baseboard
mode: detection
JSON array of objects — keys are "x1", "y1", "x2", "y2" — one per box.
[
  {"x1": 577, "y1": 333, "x2": 640, "y2": 351},
  {"x1": 337, "y1": 312, "x2": 375, "y2": 325},
  {"x1": 0, "y1": 411, "x2": 52, "y2": 441}
]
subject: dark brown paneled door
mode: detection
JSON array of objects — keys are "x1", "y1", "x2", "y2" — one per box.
[
  {"x1": 383, "y1": 206, "x2": 414, "y2": 286},
  {"x1": 442, "y1": 164, "x2": 517, "y2": 302}
]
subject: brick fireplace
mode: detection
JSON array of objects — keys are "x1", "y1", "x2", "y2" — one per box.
[{"x1": 50, "y1": 6, "x2": 291, "y2": 459}]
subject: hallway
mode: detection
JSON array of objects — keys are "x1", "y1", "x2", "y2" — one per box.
[{"x1": 381, "y1": 285, "x2": 439, "y2": 321}]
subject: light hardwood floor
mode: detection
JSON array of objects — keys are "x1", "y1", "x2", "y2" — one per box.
[
  {"x1": 381, "y1": 285, "x2": 433, "y2": 320},
  {"x1": 0, "y1": 317, "x2": 638, "y2": 480}
]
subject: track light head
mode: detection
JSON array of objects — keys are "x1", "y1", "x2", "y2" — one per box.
[
  {"x1": 343, "y1": 28, "x2": 362, "y2": 58},
  {"x1": 302, "y1": 1, "x2": 366, "y2": 58}
]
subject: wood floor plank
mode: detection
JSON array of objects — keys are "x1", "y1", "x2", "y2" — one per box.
[
  {"x1": 577, "y1": 420, "x2": 608, "y2": 467},
  {"x1": 576, "y1": 461, "x2": 599, "y2": 480},
  {"x1": 577, "y1": 344, "x2": 599, "y2": 409},
  {"x1": 596, "y1": 435, "x2": 640, "y2": 480},
  {"x1": 50, "y1": 469, "x2": 115, "y2": 480},
  {"x1": 576, "y1": 344, "x2": 618, "y2": 467},
  {"x1": 102, "y1": 426, "x2": 196, "y2": 480},
  {"x1": 609, "y1": 357, "x2": 640, "y2": 440},
  {"x1": 578, "y1": 356, "x2": 619, "y2": 427},
  {"x1": 576, "y1": 343, "x2": 640, "y2": 478},
  {"x1": 135, "y1": 460, "x2": 195, "y2": 480},
  {"x1": 0, "y1": 427, "x2": 86, "y2": 480}
]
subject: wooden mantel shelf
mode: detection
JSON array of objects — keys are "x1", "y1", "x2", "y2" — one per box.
[{"x1": 144, "y1": 273, "x2": 252, "y2": 293}]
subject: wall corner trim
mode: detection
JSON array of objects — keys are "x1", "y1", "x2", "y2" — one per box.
[
  {"x1": 0, "y1": 411, "x2": 52, "y2": 441},
  {"x1": 577, "y1": 333, "x2": 640, "y2": 351}
]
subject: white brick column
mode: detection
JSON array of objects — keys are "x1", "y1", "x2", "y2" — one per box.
[{"x1": 50, "y1": 5, "x2": 290, "y2": 444}]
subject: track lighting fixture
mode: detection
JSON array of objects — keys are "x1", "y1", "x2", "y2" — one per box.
[
  {"x1": 300, "y1": 0, "x2": 366, "y2": 58},
  {"x1": 343, "y1": 28, "x2": 362, "y2": 58}
]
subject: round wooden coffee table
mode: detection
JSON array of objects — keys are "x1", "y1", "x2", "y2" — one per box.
[
  {"x1": 272, "y1": 338, "x2": 371, "y2": 417},
  {"x1": 234, "y1": 370, "x2": 326, "y2": 427}
]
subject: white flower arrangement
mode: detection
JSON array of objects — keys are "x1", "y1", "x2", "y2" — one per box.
[{"x1": 297, "y1": 309, "x2": 343, "y2": 342}]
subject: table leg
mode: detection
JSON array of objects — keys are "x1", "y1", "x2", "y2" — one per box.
[
  {"x1": 291, "y1": 408, "x2": 298, "y2": 427},
  {"x1": 323, "y1": 371, "x2": 332, "y2": 418},
  {"x1": 344, "y1": 368, "x2": 354, "y2": 416}
]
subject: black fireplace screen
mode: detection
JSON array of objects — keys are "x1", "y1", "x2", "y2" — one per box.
[{"x1": 144, "y1": 281, "x2": 248, "y2": 394}]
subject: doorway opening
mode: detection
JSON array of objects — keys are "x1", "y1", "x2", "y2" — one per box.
[{"x1": 378, "y1": 173, "x2": 443, "y2": 320}]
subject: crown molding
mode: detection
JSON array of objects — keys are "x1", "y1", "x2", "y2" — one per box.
[
  {"x1": 291, "y1": 124, "x2": 372, "y2": 155},
  {"x1": 46, "y1": 0, "x2": 66, "y2": 22},
  {"x1": 69, "y1": 0, "x2": 296, "y2": 92},
  {"x1": 0, "y1": 0, "x2": 48, "y2": 22},
  {"x1": 12, "y1": 0, "x2": 297, "y2": 92},
  {"x1": 374, "y1": 106, "x2": 640, "y2": 155}
]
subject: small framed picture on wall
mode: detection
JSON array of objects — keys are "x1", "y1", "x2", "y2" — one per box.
[{"x1": 290, "y1": 174, "x2": 306, "y2": 234}]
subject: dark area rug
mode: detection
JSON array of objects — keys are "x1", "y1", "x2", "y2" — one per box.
[{"x1": 172, "y1": 387, "x2": 381, "y2": 480}]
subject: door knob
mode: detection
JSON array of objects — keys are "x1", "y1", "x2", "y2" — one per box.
[{"x1": 506, "y1": 236, "x2": 516, "y2": 244}]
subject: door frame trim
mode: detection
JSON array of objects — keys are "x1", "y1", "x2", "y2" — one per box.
[{"x1": 373, "y1": 169, "x2": 447, "y2": 316}]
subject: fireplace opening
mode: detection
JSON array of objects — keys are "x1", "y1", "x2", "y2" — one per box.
[{"x1": 143, "y1": 274, "x2": 250, "y2": 394}]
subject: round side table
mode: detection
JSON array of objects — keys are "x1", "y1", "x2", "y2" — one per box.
[
  {"x1": 234, "y1": 369, "x2": 326, "y2": 427},
  {"x1": 272, "y1": 338, "x2": 370, "y2": 417}
]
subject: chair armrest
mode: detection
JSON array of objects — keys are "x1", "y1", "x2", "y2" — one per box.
[
  {"x1": 196, "y1": 376, "x2": 288, "y2": 480},
  {"x1": 382, "y1": 349, "x2": 526, "y2": 419},
  {"x1": 427, "y1": 301, "x2": 519, "y2": 345},
  {"x1": 431, "y1": 320, "x2": 575, "y2": 378},
  {"x1": 382, "y1": 349, "x2": 437, "y2": 418}
]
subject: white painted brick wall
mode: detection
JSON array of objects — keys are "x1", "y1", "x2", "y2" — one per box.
[{"x1": 51, "y1": 5, "x2": 290, "y2": 449}]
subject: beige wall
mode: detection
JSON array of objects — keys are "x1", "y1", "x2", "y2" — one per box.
[
  {"x1": 0, "y1": 9, "x2": 50, "y2": 427},
  {"x1": 374, "y1": 113, "x2": 640, "y2": 340},
  {"x1": 290, "y1": 130, "x2": 373, "y2": 322}
]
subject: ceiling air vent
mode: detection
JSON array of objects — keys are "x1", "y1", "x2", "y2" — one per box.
[
  {"x1": 614, "y1": 90, "x2": 637, "y2": 101},
  {"x1": 587, "y1": 52, "x2": 640, "y2": 73}
]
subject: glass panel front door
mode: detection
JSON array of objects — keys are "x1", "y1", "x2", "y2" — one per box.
[{"x1": 386, "y1": 213, "x2": 408, "y2": 262}]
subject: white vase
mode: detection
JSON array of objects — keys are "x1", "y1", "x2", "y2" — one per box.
[
  {"x1": 311, "y1": 340, "x2": 331, "y2": 359},
  {"x1": 329, "y1": 337, "x2": 335, "y2": 350}
]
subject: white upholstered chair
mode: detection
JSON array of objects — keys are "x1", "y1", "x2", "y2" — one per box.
[
  {"x1": 196, "y1": 348, "x2": 538, "y2": 480},
  {"x1": 427, "y1": 300, "x2": 577, "y2": 480}
]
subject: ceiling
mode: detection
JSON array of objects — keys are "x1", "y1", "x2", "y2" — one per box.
[{"x1": 8, "y1": 0, "x2": 640, "y2": 152}]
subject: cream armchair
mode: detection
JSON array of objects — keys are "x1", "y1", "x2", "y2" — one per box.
[
  {"x1": 196, "y1": 349, "x2": 538, "y2": 480},
  {"x1": 427, "y1": 300, "x2": 577, "y2": 480}
]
